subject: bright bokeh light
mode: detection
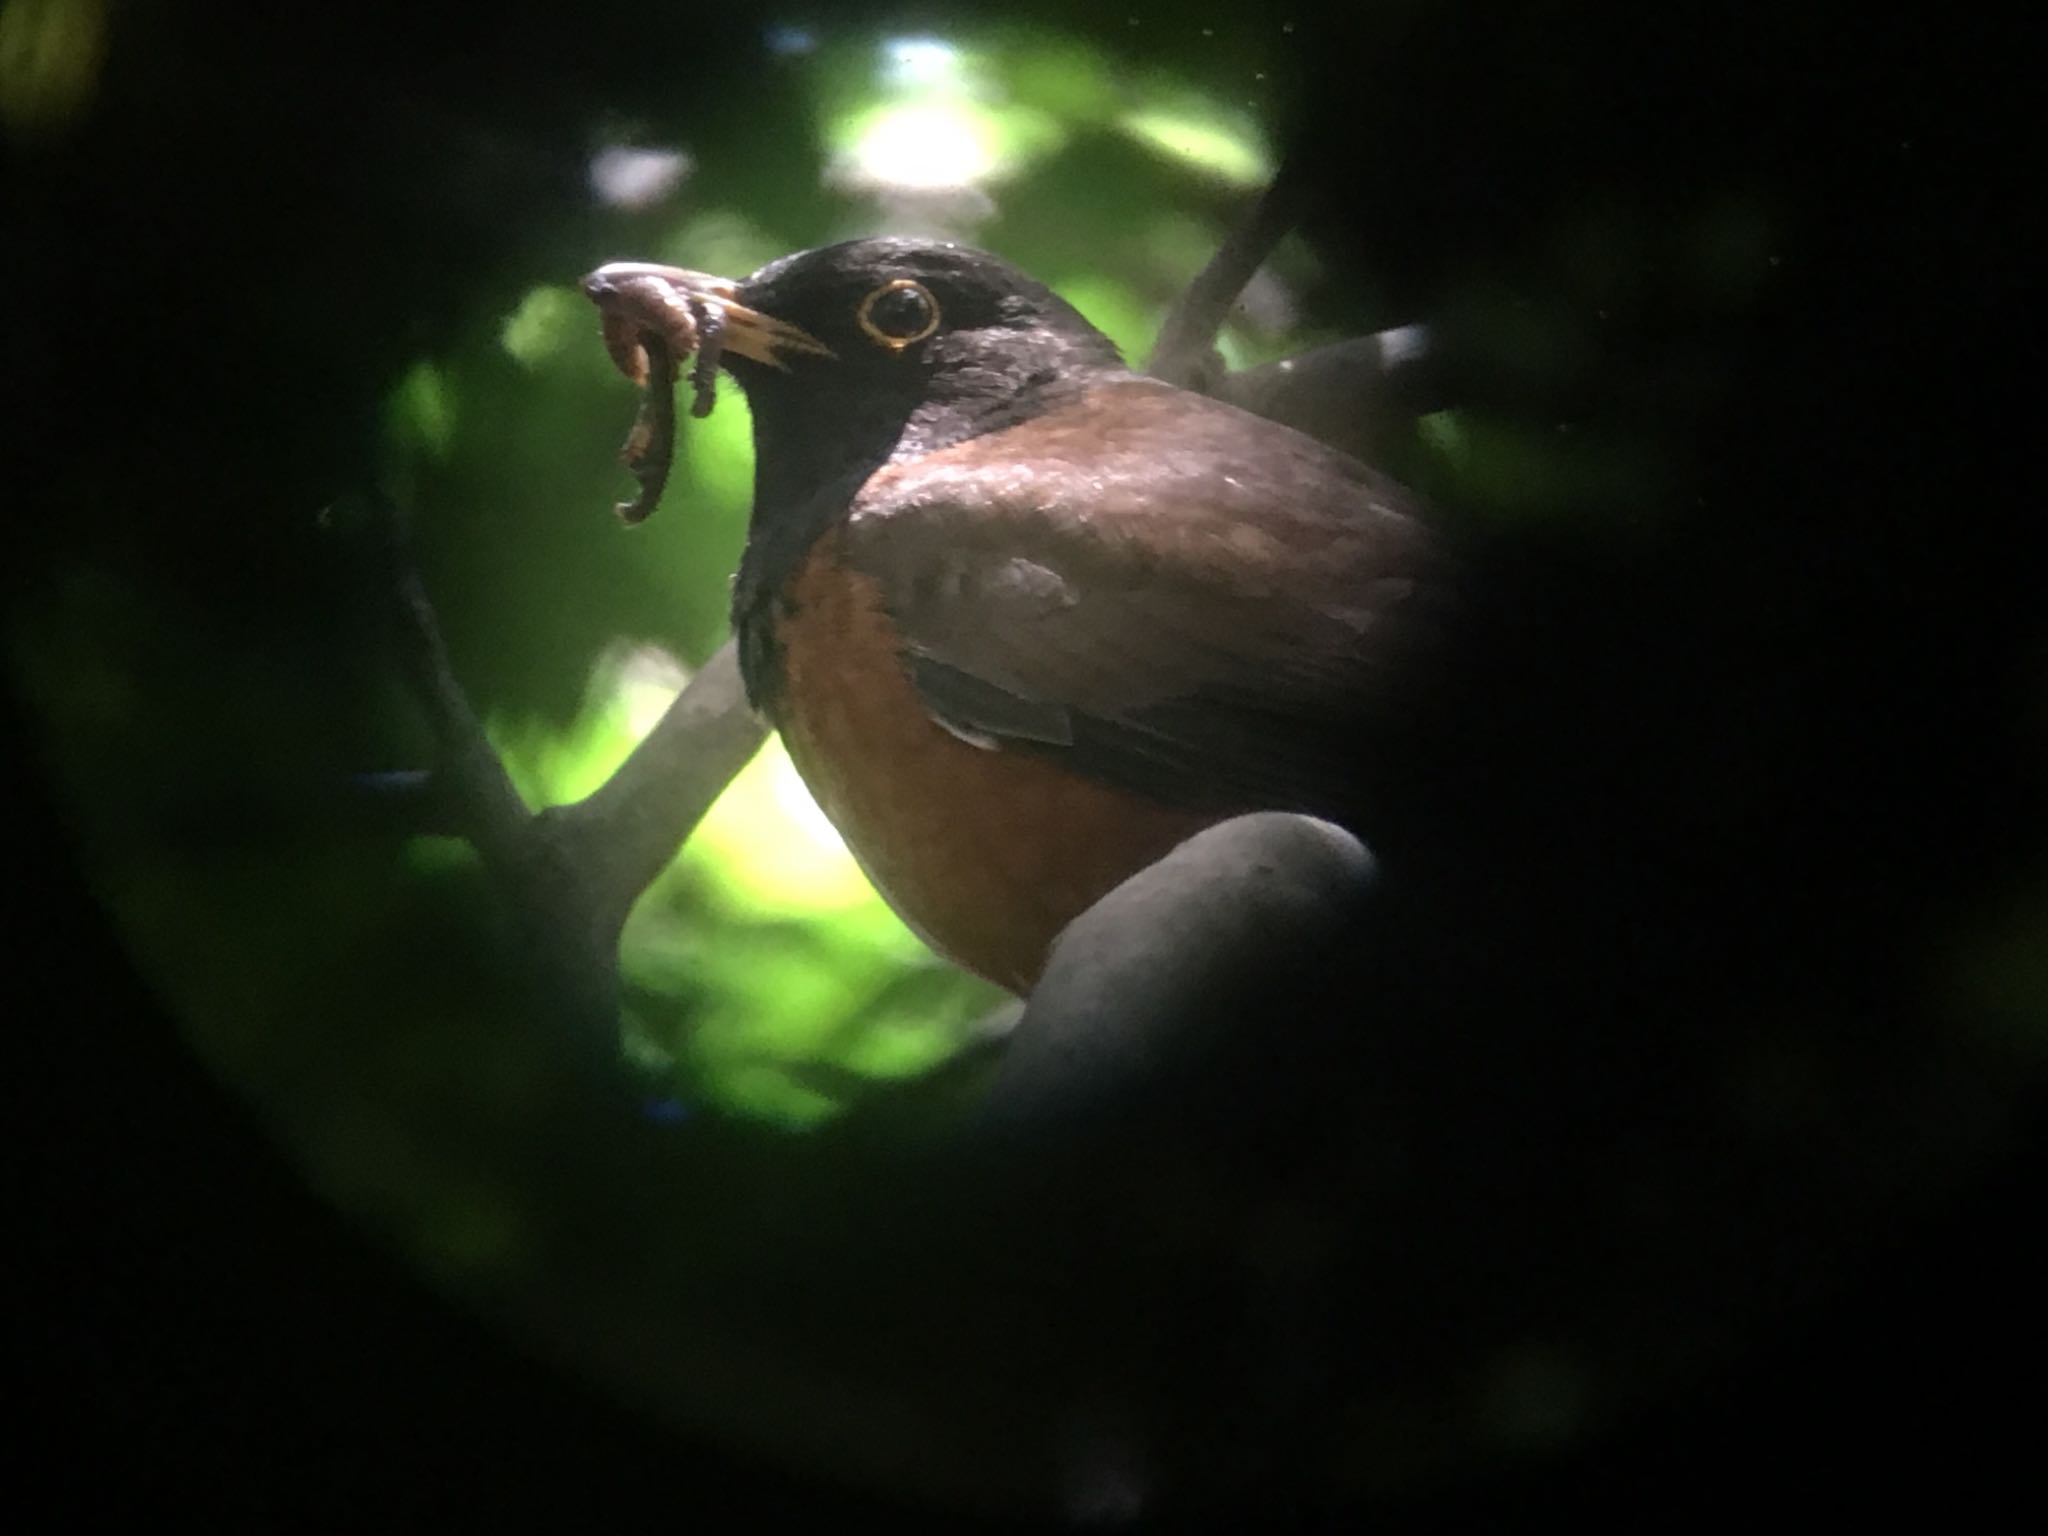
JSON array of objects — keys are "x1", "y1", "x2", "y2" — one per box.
[
  {"x1": 385, "y1": 359, "x2": 456, "y2": 458},
  {"x1": 587, "y1": 143, "x2": 693, "y2": 209},
  {"x1": 835, "y1": 99, "x2": 1005, "y2": 192},
  {"x1": 823, "y1": 33, "x2": 1063, "y2": 200},
  {"x1": 498, "y1": 284, "x2": 580, "y2": 368},
  {"x1": 880, "y1": 34, "x2": 962, "y2": 88},
  {"x1": 1118, "y1": 98, "x2": 1272, "y2": 187}
]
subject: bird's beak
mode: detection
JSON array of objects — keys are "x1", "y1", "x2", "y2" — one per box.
[{"x1": 580, "y1": 261, "x2": 834, "y2": 381}]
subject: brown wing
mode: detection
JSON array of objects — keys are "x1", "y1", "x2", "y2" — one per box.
[{"x1": 841, "y1": 377, "x2": 1447, "y2": 818}]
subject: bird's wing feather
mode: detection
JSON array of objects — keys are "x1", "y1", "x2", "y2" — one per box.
[{"x1": 842, "y1": 379, "x2": 1446, "y2": 816}]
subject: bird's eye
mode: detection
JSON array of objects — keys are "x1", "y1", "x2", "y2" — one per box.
[{"x1": 857, "y1": 279, "x2": 941, "y2": 349}]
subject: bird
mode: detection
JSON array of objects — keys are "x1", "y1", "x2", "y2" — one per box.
[{"x1": 582, "y1": 238, "x2": 1446, "y2": 993}]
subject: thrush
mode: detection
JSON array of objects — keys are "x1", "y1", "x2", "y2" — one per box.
[{"x1": 584, "y1": 238, "x2": 1444, "y2": 992}]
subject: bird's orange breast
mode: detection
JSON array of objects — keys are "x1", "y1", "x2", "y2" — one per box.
[{"x1": 773, "y1": 531, "x2": 1218, "y2": 993}]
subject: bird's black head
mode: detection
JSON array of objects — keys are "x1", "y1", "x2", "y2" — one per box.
[
  {"x1": 584, "y1": 237, "x2": 1126, "y2": 522},
  {"x1": 725, "y1": 238, "x2": 1127, "y2": 505}
]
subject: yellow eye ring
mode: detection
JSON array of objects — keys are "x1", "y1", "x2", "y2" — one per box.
[{"x1": 857, "y1": 279, "x2": 941, "y2": 349}]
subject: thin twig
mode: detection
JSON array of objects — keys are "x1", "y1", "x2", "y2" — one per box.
[
  {"x1": 357, "y1": 490, "x2": 618, "y2": 1047},
  {"x1": 346, "y1": 482, "x2": 766, "y2": 1053},
  {"x1": 376, "y1": 494, "x2": 533, "y2": 854},
  {"x1": 1146, "y1": 165, "x2": 1446, "y2": 461},
  {"x1": 1145, "y1": 161, "x2": 1308, "y2": 388}
]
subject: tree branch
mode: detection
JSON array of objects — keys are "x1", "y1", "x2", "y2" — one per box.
[
  {"x1": 539, "y1": 639, "x2": 766, "y2": 938},
  {"x1": 371, "y1": 491, "x2": 534, "y2": 855},
  {"x1": 1144, "y1": 161, "x2": 1441, "y2": 461},
  {"x1": 1146, "y1": 161, "x2": 1308, "y2": 389},
  {"x1": 349, "y1": 489, "x2": 761, "y2": 1058}
]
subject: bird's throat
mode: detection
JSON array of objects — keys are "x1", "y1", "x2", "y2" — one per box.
[{"x1": 728, "y1": 362, "x2": 1108, "y2": 711}]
